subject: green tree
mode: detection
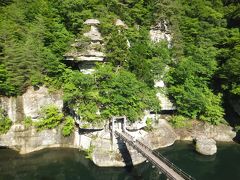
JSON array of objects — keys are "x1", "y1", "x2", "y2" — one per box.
[
  {"x1": 34, "y1": 105, "x2": 64, "y2": 130},
  {"x1": 0, "y1": 108, "x2": 12, "y2": 134}
]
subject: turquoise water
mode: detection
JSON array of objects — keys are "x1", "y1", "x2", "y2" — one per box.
[{"x1": 0, "y1": 142, "x2": 240, "y2": 180}]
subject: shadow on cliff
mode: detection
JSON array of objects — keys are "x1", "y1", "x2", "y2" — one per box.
[{"x1": 222, "y1": 94, "x2": 240, "y2": 143}]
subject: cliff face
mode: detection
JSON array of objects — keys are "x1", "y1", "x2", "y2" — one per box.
[
  {"x1": 0, "y1": 124, "x2": 79, "y2": 154},
  {"x1": 0, "y1": 86, "x2": 63, "y2": 122},
  {"x1": 0, "y1": 86, "x2": 75, "y2": 154}
]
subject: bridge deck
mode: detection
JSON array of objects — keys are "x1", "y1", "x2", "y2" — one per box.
[{"x1": 115, "y1": 130, "x2": 189, "y2": 180}]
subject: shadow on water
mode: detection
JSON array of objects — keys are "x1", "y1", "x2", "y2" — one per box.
[
  {"x1": 0, "y1": 146, "x2": 9, "y2": 149},
  {"x1": 116, "y1": 137, "x2": 133, "y2": 172},
  {"x1": 115, "y1": 137, "x2": 150, "y2": 180}
]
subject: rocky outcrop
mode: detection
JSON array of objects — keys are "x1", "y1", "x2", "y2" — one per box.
[
  {"x1": 195, "y1": 137, "x2": 217, "y2": 155},
  {"x1": 23, "y1": 87, "x2": 63, "y2": 121},
  {"x1": 149, "y1": 20, "x2": 172, "y2": 48},
  {"x1": 0, "y1": 85, "x2": 236, "y2": 163},
  {"x1": 0, "y1": 124, "x2": 79, "y2": 154},
  {"x1": 115, "y1": 19, "x2": 128, "y2": 29},
  {"x1": 64, "y1": 19, "x2": 105, "y2": 74},
  {"x1": 65, "y1": 19, "x2": 105, "y2": 62},
  {"x1": 142, "y1": 119, "x2": 179, "y2": 149},
  {"x1": 156, "y1": 92, "x2": 176, "y2": 111},
  {"x1": 0, "y1": 86, "x2": 63, "y2": 122},
  {"x1": 149, "y1": 21, "x2": 175, "y2": 111},
  {"x1": 92, "y1": 130, "x2": 146, "y2": 167},
  {"x1": 83, "y1": 26, "x2": 103, "y2": 42},
  {"x1": 175, "y1": 120, "x2": 236, "y2": 142},
  {"x1": 0, "y1": 86, "x2": 72, "y2": 154}
]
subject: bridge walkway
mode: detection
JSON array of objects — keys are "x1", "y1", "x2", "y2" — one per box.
[{"x1": 115, "y1": 130, "x2": 195, "y2": 180}]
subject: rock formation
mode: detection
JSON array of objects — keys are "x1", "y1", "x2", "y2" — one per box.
[
  {"x1": 0, "y1": 86, "x2": 63, "y2": 122},
  {"x1": 149, "y1": 20, "x2": 175, "y2": 111},
  {"x1": 175, "y1": 120, "x2": 236, "y2": 142},
  {"x1": 115, "y1": 19, "x2": 128, "y2": 29},
  {"x1": 195, "y1": 137, "x2": 217, "y2": 155},
  {"x1": 149, "y1": 20, "x2": 172, "y2": 48},
  {"x1": 64, "y1": 19, "x2": 105, "y2": 74}
]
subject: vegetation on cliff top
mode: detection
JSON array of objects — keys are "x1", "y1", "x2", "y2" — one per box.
[{"x1": 0, "y1": 0, "x2": 239, "y2": 125}]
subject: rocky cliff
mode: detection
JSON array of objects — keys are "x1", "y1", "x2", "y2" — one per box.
[{"x1": 0, "y1": 86, "x2": 63, "y2": 122}]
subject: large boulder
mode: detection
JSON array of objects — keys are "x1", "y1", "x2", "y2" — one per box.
[
  {"x1": 142, "y1": 119, "x2": 179, "y2": 149},
  {"x1": 195, "y1": 137, "x2": 217, "y2": 155}
]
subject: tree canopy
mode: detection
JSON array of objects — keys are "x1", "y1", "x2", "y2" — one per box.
[{"x1": 0, "y1": 0, "x2": 239, "y2": 124}]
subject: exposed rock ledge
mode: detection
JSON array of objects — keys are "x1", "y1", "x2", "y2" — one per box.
[
  {"x1": 175, "y1": 120, "x2": 236, "y2": 142},
  {"x1": 0, "y1": 86, "x2": 237, "y2": 166},
  {"x1": 0, "y1": 124, "x2": 79, "y2": 154},
  {"x1": 0, "y1": 118, "x2": 237, "y2": 166}
]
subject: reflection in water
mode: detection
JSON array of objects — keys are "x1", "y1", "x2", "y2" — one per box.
[
  {"x1": 0, "y1": 142, "x2": 240, "y2": 180},
  {"x1": 0, "y1": 147, "x2": 162, "y2": 180}
]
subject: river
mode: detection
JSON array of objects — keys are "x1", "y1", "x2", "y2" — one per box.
[{"x1": 0, "y1": 141, "x2": 240, "y2": 180}]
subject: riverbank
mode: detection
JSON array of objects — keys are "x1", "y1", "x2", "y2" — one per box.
[{"x1": 0, "y1": 116, "x2": 236, "y2": 167}]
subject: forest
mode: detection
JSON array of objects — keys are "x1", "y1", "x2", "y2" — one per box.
[{"x1": 0, "y1": 0, "x2": 239, "y2": 128}]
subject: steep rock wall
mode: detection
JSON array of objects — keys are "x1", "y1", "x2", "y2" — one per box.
[
  {"x1": 0, "y1": 86, "x2": 63, "y2": 122},
  {"x1": 0, "y1": 124, "x2": 80, "y2": 154}
]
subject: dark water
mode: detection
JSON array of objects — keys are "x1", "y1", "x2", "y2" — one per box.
[{"x1": 0, "y1": 141, "x2": 240, "y2": 180}]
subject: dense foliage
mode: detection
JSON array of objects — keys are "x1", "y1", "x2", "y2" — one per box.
[
  {"x1": 63, "y1": 64, "x2": 160, "y2": 123},
  {"x1": 34, "y1": 105, "x2": 64, "y2": 130},
  {"x1": 0, "y1": 108, "x2": 12, "y2": 134},
  {"x1": 0, "y1": 0, "x2": 239, "y2": 125},
  {"x1": 166, "y1": 0, "x2": 239, "y2": 124},
  {"x1": 62, "y1": 116, "x2": 75, "y2": 136}
]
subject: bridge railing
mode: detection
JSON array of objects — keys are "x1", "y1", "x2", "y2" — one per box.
[
  {"x1": 115, "y1": 131, "x2": 176, "y2": 180},
  {"x1": 115, "y1": 130, "x2": 195, "y2": 180},
  {"x1": 135, "y1": 138, "x2": 195, "y2": 180}
]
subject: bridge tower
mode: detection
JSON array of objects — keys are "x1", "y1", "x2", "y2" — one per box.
[{"x1": 110, "y1": 116, "x2": 127, "y2": 148}]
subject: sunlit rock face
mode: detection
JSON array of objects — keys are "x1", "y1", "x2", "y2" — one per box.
[
  {"x1": 92, "y1": 118, "x2": 178, "y2": 167},
  {"x1": 195, "y1": 137, "x2": 217, "y2": 155},
  {"x1": 115, "y1": 19, "x2": 128, "y2": 29},
  {"x1": 156, "y1": 93, "x2": 176, "y2": 111},
  {"x1": 22, "y1": 86, "x2": 63, "y2": 121},
  {"x1": 175, "y1": 120, "x2": 236, "y2": 142},
  {"x1": 149, "y1": 20, "x2": 172, "y2": 48},
  {"x1": 0, "y1": 125, "x2": 79, "y2": 154},
  {"x1": 0, "y1": 86, "x2": 63, "y2": 122}
]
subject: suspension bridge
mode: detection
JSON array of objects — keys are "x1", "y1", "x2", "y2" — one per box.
[{"x1": 111, "y1": 116, "x2": 195, "y2": 180}]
